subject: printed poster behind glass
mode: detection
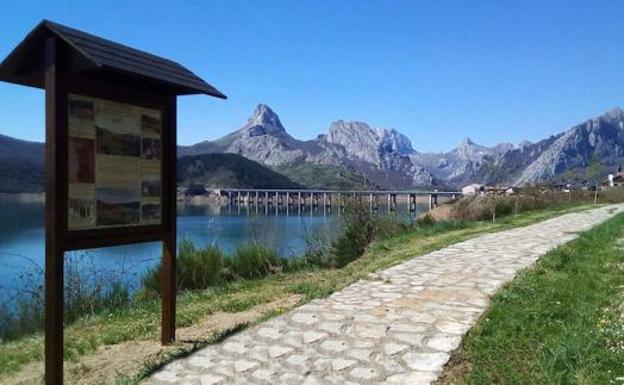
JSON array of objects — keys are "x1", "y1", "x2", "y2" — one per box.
[{"x1": 67, "y1": 94, "x2": 162, "y2": 230}]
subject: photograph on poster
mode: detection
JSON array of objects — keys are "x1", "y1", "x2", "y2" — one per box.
[
  {"x1": 69, "y1": 95, "x2": 96, "y2": 138},
  {"x1": 69, "y1": 98, "x2": 95, "y2": 120},
  {"x1": 96, "y1": 186, "x2": 140, "y2": 226},
  {"x1": 68, "y1": 184, "x2": 96, "y2": 229},
  {"x1": 141, "y1": 112, "x2": 161, "y2": 137},
  {"x1": 97, "y1": 126, "x2": 141, "y2": 157},
  {"x1": 96, "y1": 100, "x2": 140, "y2": 133},
  {"x1": 142, "y1": 138, "x2": 161, "y2": 160},
  {"x1": 141, "y1": 174, "x2": 161, "y2": 197},
  {"x1": 68, "y1": 137, "x2": 95, "y2": 183},
  {"x1": 141, "y1": 203, "x2": 161, "y2": 222},
  {"x1": 96, "y1": 155, "x2": 140, "y2": 185}
]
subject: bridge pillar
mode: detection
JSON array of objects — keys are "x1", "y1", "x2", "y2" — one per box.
[{"x1": 409, "y1": 194, "x2": 416, "y2": 213}]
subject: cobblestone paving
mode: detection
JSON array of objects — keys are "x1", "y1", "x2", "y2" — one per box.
[{"x1": 146, "y1": 204, "x2": 624, "y2": 385}]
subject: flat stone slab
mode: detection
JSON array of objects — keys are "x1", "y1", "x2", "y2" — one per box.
[{"x1": 145, "y1": 204, "x2": 624, "y2": 385}]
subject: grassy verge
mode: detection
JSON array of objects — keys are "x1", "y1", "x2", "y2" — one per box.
[
  {"x1": 0, "y1": 203, "x2": 598, "y2": 382},
  {"x1": 439, "y1": 210, "x2": 624, "y2": 385}
]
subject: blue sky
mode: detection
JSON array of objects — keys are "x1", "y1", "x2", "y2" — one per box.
[{"x1": 0, "y1": 0, "x2": 623, "y2": 152}]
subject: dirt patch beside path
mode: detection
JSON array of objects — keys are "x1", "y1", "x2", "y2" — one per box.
[{"x1": 3, "y1": 295, "x2": 302, "y2": 385}]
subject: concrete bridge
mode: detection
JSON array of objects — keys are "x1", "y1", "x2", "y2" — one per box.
[{"x1": 211, "y1": 188, "x2": 461, "y2": 216}]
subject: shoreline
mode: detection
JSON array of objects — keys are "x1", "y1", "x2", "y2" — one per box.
[{"x1": 0, "y1": 192, "x2": 45, "y2": 202}]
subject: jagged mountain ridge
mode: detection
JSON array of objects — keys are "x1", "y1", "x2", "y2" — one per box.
[
  {"x1": 179, "y1": 104, "x2": 436, "y2": 188},
  {"x1": 411, "y1": 137, "x2": 514, "y2": 184},
  {"x1": 501, "y1": 108, "x2": 624, "y2": 185},
  {"x1": 179, "y1": 104, "x2": 527, "y2": 188},
  {"x1": 2, "y1": 105, "x2": 623, "y2": 193},
  {"x1": 180, "y1": 104, "x2": 624, "y2": 188}
]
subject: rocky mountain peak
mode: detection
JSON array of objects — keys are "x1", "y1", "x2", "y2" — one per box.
[
  {"x1": 325, "y1": 120, "x2": 380, "y2": 164},
  {"x1": 518, "y1": 140, "x2": 533, "y2": 148},
  {"x1": 459, "y1": 137, "x2": 475, "y2": 147},
  {"x1": 605, "y1": 107, "x2": 624, "y2": 119},
  {"x1": 178, "y1": 102, "x2": 624, "y2": 190},
  {"x1": 379, "y1": 128, "x2": 415, "y2": 155},
  {"x1": 328, "y1": 120, "x2": 374, "y2": 135},
  {"x1": 244, "y1": 103, "x2": 286, "y2": 136}
]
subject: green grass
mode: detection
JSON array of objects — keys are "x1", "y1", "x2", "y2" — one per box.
[
  {"x1": 0, "y1": 202, "x2": 598, "y2": 382},
  {"x1": 140, "y1": 240, "x2": 225, "y2": 297},
  {"x1": 444, "y1": 211, "x2": 624, "y2": 385},
  {"x1": 227, "y1": 244, "x2": 284, "y2": 279}
]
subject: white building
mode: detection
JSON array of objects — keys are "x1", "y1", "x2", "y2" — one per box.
[{"x1": 462, "y1": 183, "x2": 484, "y2": 196}]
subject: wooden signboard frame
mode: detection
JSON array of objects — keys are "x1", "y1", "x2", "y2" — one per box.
[
  {"x1": 0, "y1": 20, "x2": 226, "y2": 385},
  {"x1": 45, "y1": 36, "x2": 177, "y2": 385}
]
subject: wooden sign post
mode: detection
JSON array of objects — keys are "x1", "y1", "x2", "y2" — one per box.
[{"x1": 0, "y1": 20, "x2": 226, "y2": 385}]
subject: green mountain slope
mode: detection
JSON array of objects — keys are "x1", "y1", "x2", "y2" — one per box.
[
  {"x1": 178, "y1": 153, "x2": 303, "y2": 189},
  {"x1": 275, "y1": 163, "x2": 371, "y2": 190},
  {"x1": 0, "y1": 134, "x2": 44, "y2": 193}
]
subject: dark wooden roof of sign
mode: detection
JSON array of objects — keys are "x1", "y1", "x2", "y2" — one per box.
[{"x1": 0, "y1": 20, "x2": 226, "y2": 98}]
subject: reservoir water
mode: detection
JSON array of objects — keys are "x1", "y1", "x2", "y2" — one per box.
[
  {"x1": 0, "y1": 195, "x2": 428, "y2": 309},
  {"x1": 0, "y1": 196, "x2": 338, "y2": 309}
]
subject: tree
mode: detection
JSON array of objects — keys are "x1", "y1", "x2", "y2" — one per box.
[
  {"x1": 586, "y1": 155, "x2": 605, "y2": 204},
  {"x1": 186, "y1": 183, "x2": 207, "y2": 196}
]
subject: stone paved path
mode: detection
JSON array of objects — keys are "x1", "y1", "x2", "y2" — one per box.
[{"x1": 146, "y1": 204, "x2": 624, "y2": 385}]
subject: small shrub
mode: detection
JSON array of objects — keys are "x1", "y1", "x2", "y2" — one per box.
[
  {"x1": 416, "y1": 213, "x2": 435, "y2": 227},
  {"x1": 303, "y1": 219, "x2": 342, "y2": 267},
  {"x1": 452, "y1": 195, "x2": 549, "y2": 221},
  {"x1": 376, "y1": 214, "x2": 412, "y2": 239},
  {"x1": 179, "y1": 246, "x2": 224, "y2": 290},
  {"x1": 331, "y1": 199, "x2": 379, "y2": 267},
  {"x1": 283, "y1": 255, "x2": 315, "y2": 272},
  {"x1": 599, "y1": 187, "x2": 624, "y2": 203},
  {"x1": 332, "y1": 225, "x2": 370, "y2": 268},
  {"x1": 493, "y1": 196, "x2": 514, "y2": 217},
  {"x1": 227, "y1": 244, "x2": 283, "y2": 279},
  {"x1": 141, "y1": 239, "x2": 224, "y2": 297}
]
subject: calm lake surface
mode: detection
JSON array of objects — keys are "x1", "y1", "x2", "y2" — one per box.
[
  {"x1": 0, "y1": 195, "x2": 426, "y2": 309},
  {"x1": 0, "y1": 197, "x2": 340, "y2": 308}
]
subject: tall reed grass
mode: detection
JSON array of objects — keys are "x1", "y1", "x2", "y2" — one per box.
[{"x1": 0, "y1": 252, "x2": 131, "y2": 341}]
